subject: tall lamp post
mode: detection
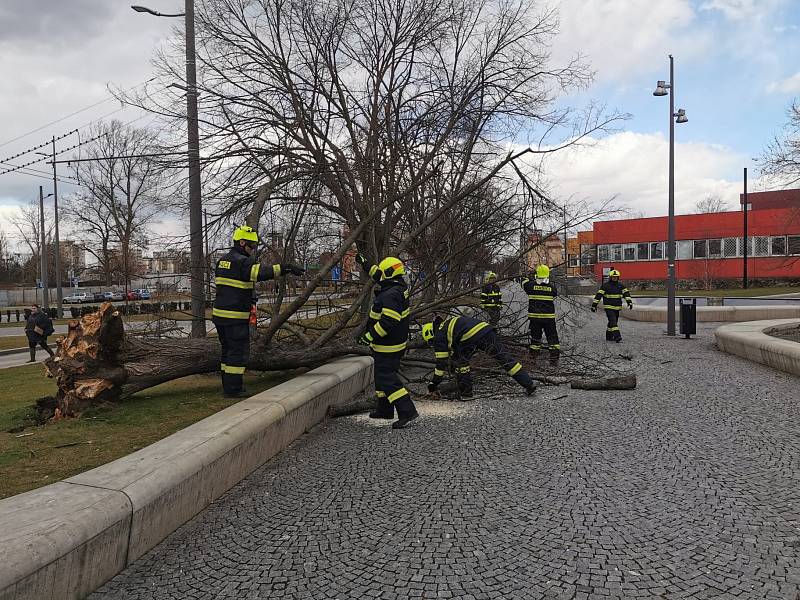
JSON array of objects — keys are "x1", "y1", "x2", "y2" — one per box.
[
  {"x1": 653, "y1": 55, "x2": 688, "y2": 336},
  {"x1": 38, "y1": 187, "x2": 54, "y2": 310},
  {"x1": 132, "y1": 2, "x2": 206, "y2": 337}
]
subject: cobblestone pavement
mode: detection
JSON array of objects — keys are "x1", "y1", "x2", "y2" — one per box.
[{"x1": 93, "y1": 315, "x2": 800, "y2": 599}]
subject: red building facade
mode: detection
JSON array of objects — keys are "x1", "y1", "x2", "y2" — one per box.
[{"x1": 591, "y1": 204, "x2": 800, "y2": 282}]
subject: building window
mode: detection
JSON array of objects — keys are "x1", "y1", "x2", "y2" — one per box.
[
  {"x1": 771, "y1": 236, "x2": 787, "y2": 256},
  {"x1": 753, "y1": 236, "x2": 769, "y2": 257},
  {"x1": 723, "y1": 237, "x2": 738, "y2": 257},
  {"x1": 598, "y1": 245, "x2": 609, "y2": 262},
  {"x1": 677, "y1": 240, "x2": 693, "y2": 260},
  {"x1": 637, "y1": 243, "x2": 649, "y2": 260},
  {"x1": 740, "y1": 237, "x2": 753, "y2": 257},
  {"x1": 623, "y1": 244, "x2": 636, "y2": 261},
  {"x1": 693, "y1": 240, "x2": 707, "y2": 259},
  {"x1": 569, "y1": 258, "x2": 579, "y2": 267},
  {"x1": 708, "y1": 239, "x2": 722, "y2": 258},
  {"x1": 611, "y1": 245, "x2": 623, "y2": 261},
  {"x1": 789, "y1": 236, "x2": 800, "y2": 256},
  {"x1": 650, "y1": 242, "x2": 664, "y2": 260}
]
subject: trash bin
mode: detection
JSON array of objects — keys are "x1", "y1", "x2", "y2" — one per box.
[{"x1": 679, "y1": 297, "x2": 696, "y2": 339}]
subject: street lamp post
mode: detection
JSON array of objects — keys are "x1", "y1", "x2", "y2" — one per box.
[
  {"x1": 39, "y1": 186, "x2": 51, "y2": 310},
  {"x1": 132, "y1": 2, "x2": 206, "y2": 337},
  {"x1": 653, "y1": 55, "x2": 688, "y2": 336}
]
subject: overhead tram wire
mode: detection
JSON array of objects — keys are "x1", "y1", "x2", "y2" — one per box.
[
  {"x1": 0, "y1": 77, "x2": 158, "y2": 150},
  {"x1": 0, "y1": 131, "x2": 109, "y2": 177}
]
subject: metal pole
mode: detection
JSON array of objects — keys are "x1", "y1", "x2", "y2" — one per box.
[
  {"x1": 203, "y1": 209, "x2": 211, "y2": 298},
  {"x1": 39, "y1": 186, "x2": 50, "y2": 310},
  {"x1": 52, "y1": 136, "x2": 63, "y2": 317},
  {"x1": 743, "y1": 167, "x2": 748, "y2": 289},
  {"x1": 666, "y1": 55, "x2": 676, "y2": 336},
  {"x1": 186, "y1": 0, "x2": 206, "y2": 337}
]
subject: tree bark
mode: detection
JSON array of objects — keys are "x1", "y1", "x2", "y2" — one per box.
[
  {"x1": 570, "y1": 374, "x2": 636, "y2": 390},
  {"x1": 42, "y1": 303, "x2": 368, "y2": 419}
]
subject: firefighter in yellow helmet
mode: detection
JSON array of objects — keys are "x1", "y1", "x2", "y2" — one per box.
[
  {"x1": 213, "y1": 225, "x2": 305, "y2": 397},
  {"x1": 522, "y1": 264, "x2": 560, "y2": 364},
  {"x1": 480, "y1": 271, "x2": 503, "y2": 327},
  {"x1": 356, "y1": 254, "x2": 418, "y2": 429},
  {"x1": 591, "y1": 268, "x2": 633, "y2": 342}
]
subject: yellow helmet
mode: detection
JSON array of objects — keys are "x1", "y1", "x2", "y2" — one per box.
[
  {"x1": 378, "y1": 256, "x2": 405, "y2": 280},
  {"x1": 535, "y1": 265, "x2": 550, "y2": 279},
  {"x1": 485, "y1": 271, "x2": 497, "y2": 283},
  {"x1": 233, "y1": 225, "x2": 259, "y2": 244},
  {"x1": 609, "y1": 269, "x2": 621, "y2": 278},
  {"x1": 422, "y1": 322, "x2": 434, "y2": 343}
]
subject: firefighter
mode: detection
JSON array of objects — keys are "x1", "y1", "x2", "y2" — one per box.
[
  {"x1": 479, "y1": 271, "x2": 503, "y2": 327},
  {"x1": 356, "y1": 254, "x2": 418, "y2": 429},
  {"x1": 591, "y1": 269, "x2": 633, "y2": 342},
  {"x1": 422, "y1": 315, "x2": 537, "y2": 399},
  {"x1": 522, "y1": 264, "x2": 560, "y2": 365},
  {"x1": 212, "y1": 225, "x2": 305, "y2": 397}
]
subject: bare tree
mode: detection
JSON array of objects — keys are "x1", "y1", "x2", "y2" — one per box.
[
  {"x1": 762, "y1": 100, "x2": 800, "y2": 185},
  {"x1": 64, "y1": 120, "x2": 167, "y2": 288},
  {"x1": 695, "y1": 193, "x2": 730, "y2": 214}
]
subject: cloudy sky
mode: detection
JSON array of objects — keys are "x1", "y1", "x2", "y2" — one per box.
[{"x1": 1, "y1": 0, "x2": 799, "y2": 247}]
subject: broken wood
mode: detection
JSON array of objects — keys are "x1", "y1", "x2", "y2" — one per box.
[
  {"x1": 570, "y1": 374, "x2": 636, "y2": 390},
  {"x1": 327, "y1": 396, "x2": 376, "y2": 418}
]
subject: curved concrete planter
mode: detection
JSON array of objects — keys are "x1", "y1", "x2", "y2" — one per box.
[
  {"x1": 715, "y1": 319, "x2": 800, "y2": 377},
  {"x1": 624, "y1": 304, "x2": 800, "y2": 323},
  {"x1": 0, "y1": 356, "x2": 373, "y2": 600}
]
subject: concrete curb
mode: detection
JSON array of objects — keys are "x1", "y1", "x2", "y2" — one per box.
[
  {"x1": 623, "y1": 304, "x2": 800, "y2": 323},
  {"x1": 0, "y1": 356, "x2": 374, "y2": 600},
  {"x1": 0, "y1": 347, "x2": 27, "y2": 357},
  {"x1": 715, "y1": 319, "x2": 800, "y2": 377}
]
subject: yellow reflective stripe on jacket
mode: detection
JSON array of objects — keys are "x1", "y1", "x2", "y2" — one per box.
[
  {"x1": 216, "y1": 277, "x2": 254, "y2": 289},
  {"x1": 222, "y1": 364, "x2": 246, "y2": 374},
  {"x1": 433, "y1": 368, "x2": 445, "y2": 377},
  {"x1": 250, "y1": 264, "x2": 260, "y2": 282},
  {"x1": 212, "y1": 308, "x2": 250, "y2": 319},
  {"x1": 455, "y1": 366, "x2": 471, "y2": 373},
  {"x1": 371, "y1": 341, "x2": 407, "y2": 353},
  {"x1": 528, "y1": 295, "x2": 554, "y2": 300},
  {"x1": 596, "y1": 289, "x2": 605, "y2": 295},
  {"x1": 446, "y1": 318, "x2": 458, "y2": 349},
  {"x1": 273, "y1": 264, "x2": 281, "y2": 277},
  {"x1": 434, "y1": 351, "x2": 450, "y2": 359},
  {"x1": 374, "y1": 323, "x2": 388, "y2": 337},
  {"x1": 529, "y1": 313, "x2": 556, "y2": 319},
  {"x1": 369, "y1": 310, "x2": 382, "y2": 320},
  {"x1": 508, "y1": 363, "x2": 522, "y2": 376},
  {"x1": 605, "y1": 306, "x2": 623, "y2": 311},
  {"x1": 605, "y1": 293, "x2": 623, "y2": 299},
  {"x1": 382, "y1": 307, "x2": 409, "y2": 321},
  {"x1": 461, "y1": 322, "x2": 489, "y2": 341},
  {"x1": 388, "y1": 388, "x2": 409, "y2": 402},
  {"x1": 369, "y1": 265, "x2": 378, "y2": 277}
]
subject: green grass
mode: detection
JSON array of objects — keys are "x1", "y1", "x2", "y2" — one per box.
[
  {"x1": 0, "y1": 336, "x2": 29, "y2": 351},
  {"x1": 0, "y1": 364, "x2": 294, "y2": 499},
  {"x1": 630, "y1": 286, "x2": 800, "y2": 298}
]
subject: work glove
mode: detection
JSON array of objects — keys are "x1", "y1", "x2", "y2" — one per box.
[
  {"x1": 427, "y1": 382, "x2": 438, "y2": 393},
  {"x1": 627, "y1": 302, "x2": 634, "y2": 310},
  {"x1": 281, "y1": 263, "x2": 305, "y2": 276},
  {"x1": 355, "y1": 253, "x2": 367, "y2": 266},
  {"x1": 358, "y1": 331, "x2": 373, "y2": 346},
  {"x1": 590, "y1": 306, "x2": 597, "y2": 313}
]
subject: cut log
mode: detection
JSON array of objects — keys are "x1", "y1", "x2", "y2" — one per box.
[
  {"x1": 570, "y1": 374, "x2": 636, "y2": 390},
  {"x1": 327, "y1": 395, "x2": 376, "y2": 418},
  {"x1": 42, "y1": 303, "x2": 369, "y2": 420}
]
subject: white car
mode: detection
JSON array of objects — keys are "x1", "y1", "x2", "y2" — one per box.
[{"x1": 63, "y1": 292, "x2": 91, "y2": 304}]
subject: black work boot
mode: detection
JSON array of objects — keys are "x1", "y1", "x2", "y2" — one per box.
[
  {"x1": 27, "y1": 349, "x2": 36, "y2": 363},
  {"x1": 439, "y1": 380, "x2": 472, "y2": 400},
  {"x1": 392, "y1": 396, "x2": 419, "y2": 429},
  {"x1": 369, "y1": 396, "x2": 394, "y2": 419},
  {"x1": 525, "y1": 382, "x2": 538, "y2": 396}
]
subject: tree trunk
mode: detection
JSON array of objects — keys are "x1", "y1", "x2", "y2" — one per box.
[
  {"x1": 570, "y1": 374, "x2": 636, "y2": 390},
  {"x1": 42, "y1": 303, "x2": 368, "y2": 420}
]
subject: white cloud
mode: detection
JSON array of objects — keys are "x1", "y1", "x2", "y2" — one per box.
[
  {"x1": 766, "y1": 72, "x2": 800, "y2": 95},
  {"x1": 550, "y1": 0, "x2": 705, "y2": 83},
  {"x1": 700, "y1": 0, "x2": 772, "y2": 21},
  {"x1": 541, "y1": 131, "x2": 748, "y2": 216}
]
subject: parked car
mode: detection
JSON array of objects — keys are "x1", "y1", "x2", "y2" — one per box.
[
  {"x1": 92, "y1": 291, "x2": 105, "y2": 302},
  {"x1": 64, "y1": 292, "x2": 90, "y2": 304},
  {"x1": 177, "y1": 286, "x2": 190, "y2": 294},
  {"x1": 134, "y1": 288, "x2": 151, "y2": 300},
  {"x1": 126, "y1": 291, "x2": 140, "y2": 301}
]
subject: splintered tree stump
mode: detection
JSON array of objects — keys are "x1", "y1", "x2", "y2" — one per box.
[
  {"x1": 570, "y1": 374, "x2": 637, "y2": 390},
  {"x1": 40, "y1": 303, "x2": 368, "y2": 420}
]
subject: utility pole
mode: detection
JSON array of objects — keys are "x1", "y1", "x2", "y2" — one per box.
[
  {"x1": 39, "y1": 186, "x2": 50, "y2": 310},
  {"x1": 743, "y1": 167, "x2": 748, "y2": 289},
  {"x1": 186, "y1": 0, "x2": 206, "y2": 337},
  {"x1": 51, "y1": 136, "x2": 63, "y2": 317},
  {"x1": 204, "y1": 209, "x2": 211, "y2": 298}
]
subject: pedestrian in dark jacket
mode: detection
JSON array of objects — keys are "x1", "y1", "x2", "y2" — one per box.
[{"x1": 25, "y1": 304, "x2": 55, "y2": 362}]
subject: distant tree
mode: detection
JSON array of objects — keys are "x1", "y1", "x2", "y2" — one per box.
[
  {"x1": 8, "y1": 199, "x2": 55, "y2": 284},
  {"x1": 762, "y1": 100, "x2": 800, "y2": 185},
  {"x1": 695, "y1": 193, "x2": 730, "y2": 214}
]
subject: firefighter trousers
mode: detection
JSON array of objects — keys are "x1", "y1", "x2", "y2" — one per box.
[
  {"x1": 483, "y1": 306, "x2": 501, "y2": 328},
  {"x1": 529, "y1": 318, "x2": 560, "y2": 356},
  {"x1": 453, "y1": 329, "x2": 534, "y2": 392},
  {"x1": 216, "y1": 320, "x2": 250, "y2": 395},
  {"x1": 373, "y1": 350, "x2": 416, "y2": 417},
  {"x1": 605, "y1": 309, "x2": 621, "y2": 341}
]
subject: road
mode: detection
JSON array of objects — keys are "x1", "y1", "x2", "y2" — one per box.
[{"x1": 92, "y1": 313, "x2": 800, "y2": 599}]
